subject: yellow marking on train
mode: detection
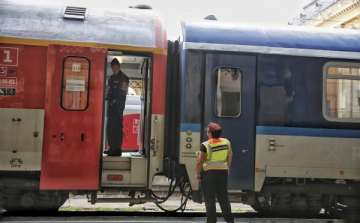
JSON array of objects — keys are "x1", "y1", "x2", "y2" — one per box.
[
  {"x1": 0, "y1": 37, "x2": 167, "y2": 55},
  {"x1": 340, "y1": 170, "x2": 344, "y2": 175}
]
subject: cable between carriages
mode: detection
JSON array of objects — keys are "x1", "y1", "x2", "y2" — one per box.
[{"x1": 151, "y1": 176, "x2": 193, "y2": 213}]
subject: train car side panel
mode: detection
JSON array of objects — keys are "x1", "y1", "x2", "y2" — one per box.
[
  {"x1": 0, "y1": 44, "x2": 47, "y2": 108},
  {"x1": 0, "y1": 108, "x2": 44, "y2": 171},
  {"x1": 177, "y1": 50, "x2": 204, "y2": 193},
  {"x1": 40, "y1": 45, "x2": 107, "y2": 190},
  {"x1": 0, "y1": 44, "x2": 47, "y2": 172},
  {"x1": 151, "y1": 54, "x2": 167, "y2": 115},
  {"x1": 148, "y1": 54, "x2": 167, "y2": 187},
  {"x1": 255, "y1": 128, "x2": 360, "y2": 191},
  {"x1": 255, "y1": 55, "x2": 360, "y2": 191}
]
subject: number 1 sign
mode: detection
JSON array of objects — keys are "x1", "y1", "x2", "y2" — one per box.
[{"x1": 0, "y1": 47, "x2": 19, "y2": 66}]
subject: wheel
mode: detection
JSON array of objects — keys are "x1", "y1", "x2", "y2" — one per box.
[
  {"x1": 287, "y1": 206, "x2": 322, "y2": 218},
  {"x1": 3, "y1": 189, "x2": 69, "y2": 212},
  {"x1": 0, "y1": 192, "x2": 3, "y2": 208},
  {"x1": 251, "y1": 193, "x2": 272, "y2": 215},
  {"x1": 0, "y1": 191, "x2": 4, "y2": 218},
  {"x1": 286, "y1": 193, "x2": 321, "y2": 218},
  {"x1": 2, "y1": 189, "x2": 21, "y2": 212},
  {"x1": 338, "y1": 196, "x2": 360, "y2": 221},
  {"x1": 269, "y1": 193, "x2": 321, "y2": 218},
  {"x1": 272, "y1": 192, "x2": 291, "y2": 216},
  {"x1": 37, "y1": 191, "x2": 69, "y2": 212}
]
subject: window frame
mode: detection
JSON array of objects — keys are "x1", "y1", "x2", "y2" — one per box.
[
  {"x1": 323, "y1": 61, "x2": 360, "y2": 123},
  {"x1": 60, "y1": 56, "x2": 91, "y2": 111},
  {"x1": 213, "y1": 66, "x2": 242, "y2": 118}
]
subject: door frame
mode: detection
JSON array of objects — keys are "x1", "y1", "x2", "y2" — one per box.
[
  {"x1": 202, "y1": 52, "x2": 257, "y2": 190},
  {"x1": 99, "y1": 51, "x2": 153, "y2": 189}
]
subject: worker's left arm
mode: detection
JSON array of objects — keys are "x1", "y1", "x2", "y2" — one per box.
[
  {"x1": 227, "y1": 146, "x2": 233, "y2": 174},
  {"x1": 196, "y1": 151, "x2": 206, "y2": 181}
]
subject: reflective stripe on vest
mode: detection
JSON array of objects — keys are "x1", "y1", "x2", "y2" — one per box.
[{"x1": 202, "y1": 138, "x2": 230, "y2": 171}]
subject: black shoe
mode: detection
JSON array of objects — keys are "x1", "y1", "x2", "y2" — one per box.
[
  {"x1": 107, "y1": 151, "x2": 122, "y2": 156},
  {"x1": 104, "y1": 148, "x2": 114, "y2": 154},
  {"x1": 107, "y1": 153, "x2": 122, "y2": 156}
]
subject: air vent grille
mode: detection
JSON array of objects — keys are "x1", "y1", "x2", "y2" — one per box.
[{"x1": 63, "y1": 6, "x2": 87, "y2": 21}]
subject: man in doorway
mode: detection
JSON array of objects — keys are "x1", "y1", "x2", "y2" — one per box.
[
  {"x1": 196, "y1": 122, "x2": 234, "y2": 223},
  {"x1": 104, "y1": 58, "x2": 129, "y2": 156}
]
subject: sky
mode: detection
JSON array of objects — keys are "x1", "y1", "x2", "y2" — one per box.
[{"x1": 27, "y1": 0, "x2": 311, "y2": 39}]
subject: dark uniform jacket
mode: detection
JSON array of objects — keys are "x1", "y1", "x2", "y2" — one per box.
[{"x1": 107, "y1": 71, "x2": 129, "y2": 117}]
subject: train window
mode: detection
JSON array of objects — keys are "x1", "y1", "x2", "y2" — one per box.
[
  {"x1": 215, "y1": 67, "x2": 241, "y2": 117},
  {"x1": 324, "y1": 62, "x2": 360, "y2": 121},
  {"x1": 61, "y1": 57, "x2": 90, "y2": 110}
]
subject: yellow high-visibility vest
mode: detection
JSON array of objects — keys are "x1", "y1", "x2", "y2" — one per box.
[{"x1": 202, "y1": 138, "x2": 230, "y2": 171}]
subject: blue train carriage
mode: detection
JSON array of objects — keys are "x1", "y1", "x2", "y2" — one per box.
[{"x1": 174, "y1": 21, "x2": 360, "y2": 217}]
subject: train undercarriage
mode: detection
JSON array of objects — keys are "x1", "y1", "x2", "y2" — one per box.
[
  {"x1": 0, "y1": 172, "x2": 68, "y2": 212},
  {"x1": 244, "y1": 177, "x2": 360, "y2": 219},
  {"x1": 2, "y1": 171, "x2": 360, "y2": 221},
  {"x1": 0, "y1": 165, "x2": 193, "y2": 213}
]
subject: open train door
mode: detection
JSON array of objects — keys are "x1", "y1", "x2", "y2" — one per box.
[
  {"x1": 40, "y1": 45, "x2": 107, "y2": 190},
  {"x1": 203, "y1": 53, "x2": 256, "y2": 190}
]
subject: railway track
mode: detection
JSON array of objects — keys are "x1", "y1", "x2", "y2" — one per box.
[
  {"x1": 1, "y1": 210, "x2": 338, "y2": 219},
  {"x1": 1, "y1": 212, "x2": 347, "y2": 223}
]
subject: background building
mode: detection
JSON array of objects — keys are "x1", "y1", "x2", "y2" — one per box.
[{"x1": 289, "y1": 0, "x2": 360, "y2": 29}]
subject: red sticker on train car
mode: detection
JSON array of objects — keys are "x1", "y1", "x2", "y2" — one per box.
[
  {"x1": 8, "y1": 67, "x2": 17, "y2": 75},
  {"x1": 133, "y1": 118, "x2": 139, "y2": 133},
  {"x1": 0, "y1": 77, "x2": 17, "y2": 86},
  {"x1": 107, "y1": 174, "x2": 123, "y2": 181},
  {"x1": 0, "y1": 77, "x2": 17, "y2": 96},
  {"x1": 0, "y1": 47, "x2": 19, "y2": 66},
  {"x1": 0, "y1": 67, "x2": 7, "y2": 76},
  {"x1": 0, "y1": 88, "x2": 16, "y2": 96}
]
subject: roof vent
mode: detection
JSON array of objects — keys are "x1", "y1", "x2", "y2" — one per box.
[
  {"x1": 63, "y1": 6, "x2": 87, "y2": 21},
  {"x1": 204, "y1": 15, "x2": 217, "y2": 21},
  {"x1": 131, "y1": 4, "x2": 152, "y2": 10}
]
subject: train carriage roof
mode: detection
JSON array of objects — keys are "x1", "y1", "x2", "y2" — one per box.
[
  {"x1": 0, "y1": 1, "x2": 167, "y2": 52},
  {"x1": 182, "y1": 21, "x2": 360, "y2": 59}
]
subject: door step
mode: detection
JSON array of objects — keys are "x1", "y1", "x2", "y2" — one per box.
[
  {"x1": 102, "y1": 156, "x2": 131, "y2": 170},
  {"x1": 101, "y1": 157, "x2": 146, "y2": 187}
]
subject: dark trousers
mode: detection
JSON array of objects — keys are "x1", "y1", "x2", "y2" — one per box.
[
  {"x1": 107, "y1": 104, "x2": 123, "y2": 154},
  {"x1": 201, "y1": 170, "x2": 233, "y2": 223}
]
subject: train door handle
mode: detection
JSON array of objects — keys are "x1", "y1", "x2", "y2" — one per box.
[
  {"x1": 242, "y1": 149, "x2": 248, "y2": 153},
  {"x1": 81, "y1": 133, "x2": 86, "y2": 143},
  {"x1": 60, "y1": 132, "x2": 65, "y2": 142}
]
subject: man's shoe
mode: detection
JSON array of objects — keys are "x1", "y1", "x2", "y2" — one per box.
[
  {"x1": 107, "y1": 153, "x2": 122, "y2": 156},
  {"x1": 107, "y1": 151, "x2": 122, "y2": 156},
  {"x1": 104, "y1": 149, "x2": 113, "y2": 154}
]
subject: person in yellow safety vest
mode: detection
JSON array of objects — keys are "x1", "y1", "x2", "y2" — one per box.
[{"x1": 196, "y1": 122, "x2": 234, "y2": 223}]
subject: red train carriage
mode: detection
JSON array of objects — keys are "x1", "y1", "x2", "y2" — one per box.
[{"x1": 0, "y1": 1, "x2": 167, "y2": 211}]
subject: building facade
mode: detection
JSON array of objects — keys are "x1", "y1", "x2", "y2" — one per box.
[{"x1": 289, "y1": 0, "x2": 360, "y2": 29}]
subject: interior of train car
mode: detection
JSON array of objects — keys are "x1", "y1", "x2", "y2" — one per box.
[
  {"x1": 103, "y1": 52, "x2": 149, "y2": 153},
  {"x1": 101, "y1": 51, "x2": 151, "y2": 189}
]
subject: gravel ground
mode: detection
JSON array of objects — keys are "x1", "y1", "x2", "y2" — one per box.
[{"x1": 61, "y1": 194, "x2": 255, "y2": 212}]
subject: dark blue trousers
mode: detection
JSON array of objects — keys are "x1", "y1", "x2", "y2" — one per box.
[
  {"x1": 107, "y1": 103, "x2": 123, "y2": 154},
  {"x1": 201, "y1": 170, "x2": 233, "y2": 223}
]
